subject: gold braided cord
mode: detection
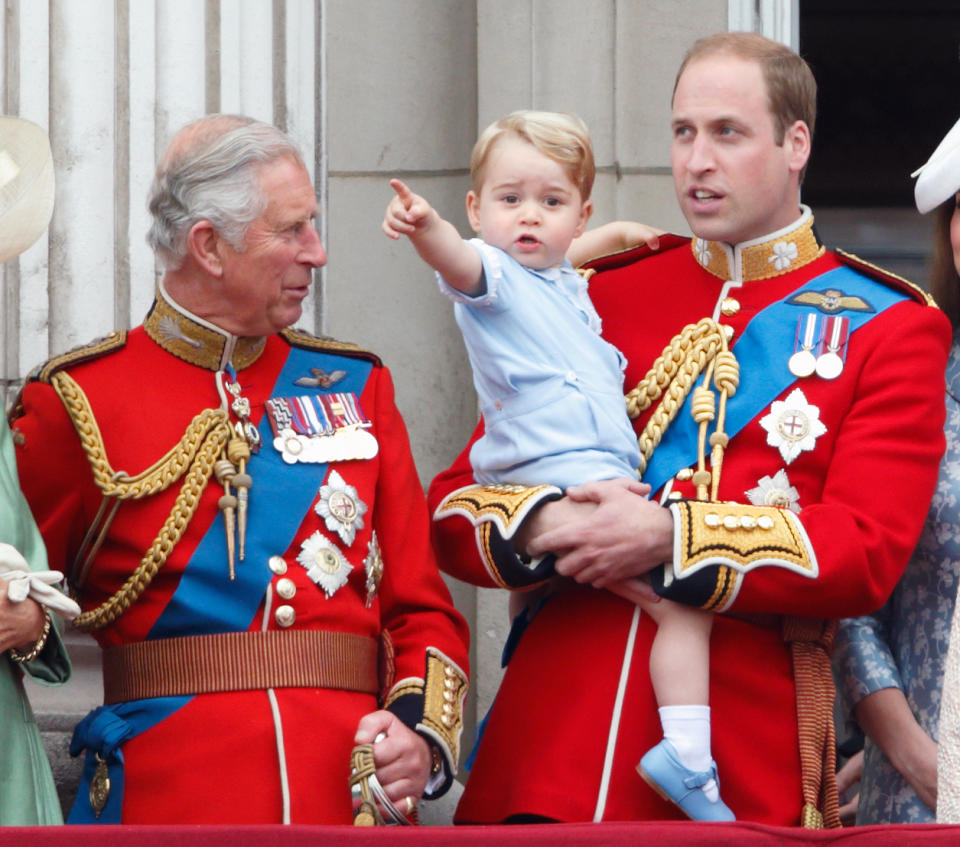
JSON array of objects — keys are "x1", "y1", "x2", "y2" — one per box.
[
  {"x1": 50, "y1": 371, "x2": 233, "y2": 631},
  {"x1": 51, "y1": 371, "x2": 229, "y2": 499},
  {"x1": 625, "y1": 318, "x2": 734, "y2": 477},
  {"x1": 72, "y1": 421, "x2": 229, "y2": 631}
]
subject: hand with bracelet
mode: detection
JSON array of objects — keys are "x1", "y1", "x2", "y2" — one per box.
[{"x1": 0, "y1": 579, "x2": 49, "y2": 660}]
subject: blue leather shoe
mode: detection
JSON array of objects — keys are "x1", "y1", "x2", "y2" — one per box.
[{"x1": 637, "y1": 740, "x2": 735, "y2": 822}]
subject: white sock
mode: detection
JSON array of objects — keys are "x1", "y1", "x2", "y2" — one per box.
[{"x1": 659, "y1": 705, "x2": 719, "y2": 802}]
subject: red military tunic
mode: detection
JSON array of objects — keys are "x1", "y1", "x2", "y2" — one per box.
[
  {"x1": 429, "y1": 209, "x2": 949, "y2": 825},
  {"x1": 11, "y1": 287, "x2": 469, "y2": 824}
]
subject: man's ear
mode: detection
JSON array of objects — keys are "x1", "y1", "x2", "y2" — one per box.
[
  {"x1": 784, "y1": 120, "x2": 812, "y2": 175},
  {"x1": 573, "y1": 199, "x2": 594, "y2": 239},
  {"x1": 466, "y1": 191, "x2": 482, "y2": 234},
  {"x1": 186, "y1": 220, "x2": 224, "y2": 277}
]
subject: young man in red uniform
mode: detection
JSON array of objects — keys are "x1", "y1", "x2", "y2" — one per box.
[
  {"x1": 10, "y1": 115, "x2": 469, "y2": 824},
  {"x1": 429, "y1": 32, "x2": 950, "y2": 827}
]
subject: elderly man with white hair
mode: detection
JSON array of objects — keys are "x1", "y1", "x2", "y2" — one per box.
[{"x1": 9, "y1": 114, "x2": 469, "y2": 826}]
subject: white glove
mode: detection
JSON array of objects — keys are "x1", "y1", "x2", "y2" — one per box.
[{"x1": 0, "y1": 541, "x2": 81, "y2": 620}]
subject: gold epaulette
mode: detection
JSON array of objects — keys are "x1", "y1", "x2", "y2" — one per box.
[
  {"x1": 33, "y1": 330, "x2": 128, "y2": 384},
  {"x1": 835, "y1": 248, "x2": 936, "y2": 307},
  {"x1": 281, "y1": 327, "x2": 382, "y2": 365}
]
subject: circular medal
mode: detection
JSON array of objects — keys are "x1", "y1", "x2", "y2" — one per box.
[
  {"x1": 788, "y1": 349, "x2": 816, "y2": 378},
  {"x1": 815, "y1": 352, "x2": 843, "y2": 380}
]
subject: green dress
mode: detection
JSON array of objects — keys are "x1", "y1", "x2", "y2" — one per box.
[{"x1": 0, "y1": 420, "x2": 70, "y2": 825}]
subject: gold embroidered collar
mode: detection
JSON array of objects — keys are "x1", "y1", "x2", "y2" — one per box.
[
  {"x1": 691, "y1": 205, "x2": 825, "y2": 283},
  {"x1": 143, "y1": 281, "x2": 267, "y2": 371}
]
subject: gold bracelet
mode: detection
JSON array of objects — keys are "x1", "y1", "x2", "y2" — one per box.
[{"x1": 9, "y1": 611, "x2": 52, "y2": 664}]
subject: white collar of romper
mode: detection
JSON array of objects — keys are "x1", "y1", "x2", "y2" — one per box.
[
  {"x1": 691, "y1": 205, "x2": 825, "y2": 284},
  {"x1": 143, "y1": 279, "x2": 267, "y2": 372}
]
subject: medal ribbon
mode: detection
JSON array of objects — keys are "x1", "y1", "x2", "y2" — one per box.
[
  {"x1": 68, "y1": 344, "x2": 374, "y2": 823},
  {"x1": 642, "y1": 265, "x2": 908, "y2": 494}
]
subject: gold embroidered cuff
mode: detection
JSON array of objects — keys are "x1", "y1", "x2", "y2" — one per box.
[
  {"x1": 434, "y1": 483, "x2": 562, "y2": 540},
  {"x1": 419, "y1": 648, "x2": 468, "y2": 772},
  {"x1": 435, "y1": 484, "x2": 562, "y2": 589},
  {"x1": 668, "y1": 499, "x2": 817, "y2": 592}
]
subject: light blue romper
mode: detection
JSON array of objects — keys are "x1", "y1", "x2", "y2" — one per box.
[{"x1": 438, "y1": 239, "x2": 641, "y2": 488}]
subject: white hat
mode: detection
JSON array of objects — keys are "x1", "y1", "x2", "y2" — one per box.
[
  {"x1": 913, "y1": 116, "x2": 960, "y2": 214},
  {"x1": 0, "y1": 116, "x2": 55, "y2": 264}
]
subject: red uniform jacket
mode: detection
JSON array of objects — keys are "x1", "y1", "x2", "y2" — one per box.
[
  {"x1": 12, "y1": 289, "x2": 469, "y2": 824},
  {"x1": 428, "y1": 210, "x2": 949, "y2": 825}
]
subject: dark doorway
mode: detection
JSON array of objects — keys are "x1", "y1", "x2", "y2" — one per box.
[
  {"x1": 800, "y1": 1, "x2": 960, "y2": 283},
  {"x1": 801, "y1": 0, "x2": 960, "y2": 208}
]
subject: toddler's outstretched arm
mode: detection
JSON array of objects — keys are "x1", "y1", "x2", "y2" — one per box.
[{"x1": 383, "y1": 178, "x2": 483, "y2": 295}]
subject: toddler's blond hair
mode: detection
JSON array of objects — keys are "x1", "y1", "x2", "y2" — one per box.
[{"x1": 470, "y1": 110, "x2": 595, "y2": 199}]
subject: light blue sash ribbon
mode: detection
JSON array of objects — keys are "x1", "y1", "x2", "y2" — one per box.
[{"x1": 642, "y1": 266, "x2": 907, "y2": 494}]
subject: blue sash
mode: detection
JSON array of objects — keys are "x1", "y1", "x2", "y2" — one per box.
[
  {"x1": 642, "y1": 266, "x2": 907, "y2": 494},
  {"x1": 69, "y1": 346, "x2": 373, "y2": 823}
]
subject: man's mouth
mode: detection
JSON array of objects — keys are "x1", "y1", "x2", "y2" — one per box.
[{"x1": 692, "y1": 188, "x2": 720, "y2": 201}]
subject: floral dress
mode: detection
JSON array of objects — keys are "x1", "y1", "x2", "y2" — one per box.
[{"x1": 833, "y1": 334, "x2": 960, "y2": 823}]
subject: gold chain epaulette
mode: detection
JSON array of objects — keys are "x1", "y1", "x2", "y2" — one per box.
[
  {"x1": 835, "y1": 248, "x2": 936, "y2": 307},
  {"x1": 36, "y1": 331, "x2": 128, "y2": 384},
  {"x1": 51, "y1": 371, "x2": 232, "y2": 631},
  {"x1": 280, "y1": 328, "x2": 381, "y2": 365}
]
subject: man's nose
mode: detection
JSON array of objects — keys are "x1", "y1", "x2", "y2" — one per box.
[
  {"x1": 300, "y1": 225, "x2": 327, "y2": 267},
  {"x1": 685, "y1": 134, "x2": 715, "y2": 174}
]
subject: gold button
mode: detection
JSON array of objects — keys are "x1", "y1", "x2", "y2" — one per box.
[
  {"x1": 675, "y1": 468, "x2": 693, "y2": 482},
  {"x1": 721, "y1": 297, "x2": 740, "y2": 316},
  {"x1": 704, "y1": 513, "x2": 721, "y2": 528},
  {"x1": 268, "y1": 556, "x2": 287, "y2": 575},
  {"x1": 275, "y1": 605, "x2": 296, "y2": 627},
  {"x1": 722, "y1": 514, "x2": 739, "y2": 530},
  {"x1": 276, "y1": 578, "x2": 296, "y2": 600},
  {"x1": 740, "y1": 516, "x2": 757, "y2": 530},
  {"x1": 758, "y1": 515, "x2": 775, "y2": 530},
  {"x1": 723, "y1": 324, "x2": 735, "y2": 341}
]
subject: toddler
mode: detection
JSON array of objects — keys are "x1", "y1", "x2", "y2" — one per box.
[{"x1": 382, "y1": 110, "x2": 733, "y2": 822}]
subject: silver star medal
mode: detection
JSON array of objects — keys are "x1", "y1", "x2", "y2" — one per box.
[
  {"x1": 316, "y1": 470, "x2": 367, "y2": 546},
  {"x1": 297, "y1": 531, "x2": 353, "y2": 598},
  {"x1": 746, "y1": 469, "x2": 801, "y2": 513},
  {"x1": 759, "y1": 387, "x2": 827, "y2": 464},
  {"x1": 363, "y1": 531, "x2": 384, "y2": 607}
]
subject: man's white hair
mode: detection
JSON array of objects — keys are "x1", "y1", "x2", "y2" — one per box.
[{"x1": 147, "y1": 114, "x2": 305, "y2": 269}]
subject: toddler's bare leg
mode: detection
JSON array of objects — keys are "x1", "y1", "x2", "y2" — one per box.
[{"x1": 637, "y1": 596, "x2": 712, "y2": 706}]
